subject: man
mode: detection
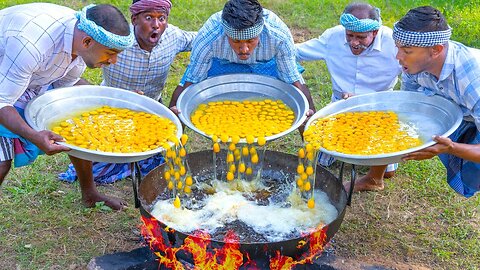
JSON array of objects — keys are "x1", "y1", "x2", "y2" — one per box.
[
  {"x1": 394, "y1": 6, "x2": 480, "y2": 198},
  {"x1": 0, "y1": 3, "x2": 134, "y2": 210},
  {"x1": 102, "y1": 0, "x2": 196, "y2": 102},
  {"x1": 296, "y1": 3, "x2": 401, "y2": 192},
  {"x1": 59, "y1": 0, "x2": 196, "y2": 184},
  {"x1": 168, "y1": 0, "x2": 316, "y2": 115}
]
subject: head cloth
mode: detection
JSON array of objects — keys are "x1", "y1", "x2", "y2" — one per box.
[
  {"x1": 76, "y1": 4, "x2": 135, "y2": 51},
  {"x1": 222, "y1": 18, "x2": 264, "y2": 40},
  {"x1": 392, "y1": 23, "x2": 452, "y2": 47},
  {"x1": 340, "y1": 8, "x2": 382, "y2": 32},
  {"x1": 130, "y1": 0, "x2": 172, "y2": 16}
]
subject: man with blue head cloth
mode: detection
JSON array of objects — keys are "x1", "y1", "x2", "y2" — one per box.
[
  {"x1": 395, "y1": 6, "x2": 480, "y2": 198},
  {"x1": 169, "y1": 0, "x2": 316, "y2": 116},
  {"x1": 296, "y1": 3, "x2": 401, "y2": 192},
  {"x1": 0, "y1": 3, "x2": 134, "y2": 210}
]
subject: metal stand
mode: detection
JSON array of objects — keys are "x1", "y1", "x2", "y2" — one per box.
[
  {"x1": 132, "y1": 161, "x2": 142, "y2": 208},
  {"x1": 338, "y1": 162, "x2": 356, "y2": 206}
]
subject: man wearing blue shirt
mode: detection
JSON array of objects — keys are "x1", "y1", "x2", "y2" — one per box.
[
  {"x1": 169, "y1": 0, "x2": 315, "y2": 115},
  {"x1": 396, "y1": 6, "x2": 480, "y2": 198},
  {"x1": 296, "y1": 3, "x2": 401, "y2": 192}
]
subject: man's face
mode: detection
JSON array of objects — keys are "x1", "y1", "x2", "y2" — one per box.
[
  {"x1": 227, "y1": 36, "x2": 260, "y2": 60},
  {"x1": 345, "y1": 30, "x2": 377, "y2": 55},
  {"x1": 395, "y1": 43, "x2": 436, "y2": 75},
  {"x1": 81, "y1": 39, "x2": 121, "y2": 69},
  {"x1": 132, "y1": 10, "x2": 168, "y2": 52}
]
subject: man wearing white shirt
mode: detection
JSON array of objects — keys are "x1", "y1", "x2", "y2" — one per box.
[
  {"x1": 296, "y1": 3, "x2": 401, "y2": 192},
  {"x1": 0, "y1": 3, "x2": 134, "y2": 210}
]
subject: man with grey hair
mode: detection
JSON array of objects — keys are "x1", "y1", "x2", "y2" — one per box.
[
  {"x1": 395, "y1": 6, "x2": 480, "y2": 198},
  {"x1": 296, "y1": 2, "x2": 401, "y2": 192}
]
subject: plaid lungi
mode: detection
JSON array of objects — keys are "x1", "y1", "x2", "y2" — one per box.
[{"x1": 439, "y1": 120, "x2": 480, "y2": 198}]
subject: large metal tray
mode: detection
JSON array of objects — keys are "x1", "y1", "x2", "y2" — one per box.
[
  {"x1": 176, "y1": 74, "x2": 308, "y2": 142},
  {"x1": 25, "y1": 85, "x2": 182, "y2": 163},
  {"x1": 305, "y1": 91, "x2": 463, "y2": 165}
]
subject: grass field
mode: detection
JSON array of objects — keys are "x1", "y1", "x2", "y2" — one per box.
[{"x1": 0, "y1": 0, "x2": 479, "y2": 269}]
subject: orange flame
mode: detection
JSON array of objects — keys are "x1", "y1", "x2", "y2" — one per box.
[
  {"x1": 141, "y1": 216, "x2": 328, "y2": 270},
  {"x1": 270, "y1": 225, "x2": 328, "y2": 269}
]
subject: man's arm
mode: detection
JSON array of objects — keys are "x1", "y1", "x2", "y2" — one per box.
[
  {"x1": 292, "y1": 81, "x2": 316, "y2": 116},
  {"x1": 0, "y1": 106, "x2": 69, "y2": 155},
  {"x1": 295, "y1": 31, "x2": 329, "y2": 62},
  {"x1": 403, "y1": 135, "x2": 480, "y2": 163},
  {"x1": 169, "y1": 81, "x2": 193, "y2": 112}
]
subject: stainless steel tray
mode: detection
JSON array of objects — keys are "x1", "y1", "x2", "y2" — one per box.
[
  {"x1": 305, "y1": 91, "x2": 463, "y2": 165},
  {"x1": 176, "y1": 74, "x2": 308, "y2": 142},
  {"x1": 25, "y1": 85, "x2": 182, "y2": 163}
]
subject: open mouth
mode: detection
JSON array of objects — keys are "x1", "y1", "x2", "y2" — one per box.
[
  {"x1": 148, "y1": 31, "x2": 160, "y2": 43},
  {"x1": 350, "y1": 45, "x2": 367, "y2": 51}
]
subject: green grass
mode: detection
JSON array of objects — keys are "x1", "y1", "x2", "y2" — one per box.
[{"x1": 1, "y1": 0, "x2": 480, "y2": 269}]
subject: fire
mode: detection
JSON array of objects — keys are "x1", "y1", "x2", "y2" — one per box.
[
  {"x1": 141, "y1": 216, "x2": 328, "y2": 270},
  {"x1": 270, "y1": 225, "x2": 328, "y2": 269}
]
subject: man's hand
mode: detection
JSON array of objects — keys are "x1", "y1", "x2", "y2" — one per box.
[
  {"x1": 133, "y1": 90, "x2": 144, "y2": 95},
  {"x1": 31, "y1": 130, "x2": 70, "y2": 155},
  {"x1": 403, "y1": 135, "x2": 453, "y2": 161},
  {"x1": 342, "y1": 92, "x2": 355, "y2": 99},
  {"x1": 306, "y1": 109, "x2": 315, "y2": 117},
  {"x1": 169, "y1": 106, "x2": 181, "y2": 115}
]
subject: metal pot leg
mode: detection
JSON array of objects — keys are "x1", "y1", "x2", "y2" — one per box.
[{"x1": 338, "y1": 162, "x2": 356, "y2": 206}]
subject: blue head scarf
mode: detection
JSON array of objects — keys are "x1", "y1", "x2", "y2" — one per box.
[
  {"x1": 75, "y1": 4, "x2": 135, "y2": 51},
  {"x1": 340, "y1": 9, "x2": 382, "y2": 32}
]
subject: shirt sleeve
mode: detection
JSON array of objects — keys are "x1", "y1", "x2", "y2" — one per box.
[
  {"x1": 177, "y1": 30, "x2": 197, "y2": 52},
  {"x1": 52, "y1": 62, "x2": 86, "y2": 88},
  {"x1": 276, "y1": 39, "x2": 304, "y2": 84},
  {"x1": 183, "y1": 19, "x2": 218, "y2": 84},
  {"x1": 295, "y1": 31, "x2": 330, "y2": 62},
  {"x1": 400, "y1": 73, "x2": 423, "y2": 92},
  {"x1": 0, "y1": 36, "x2": 41, "y2": 109}
]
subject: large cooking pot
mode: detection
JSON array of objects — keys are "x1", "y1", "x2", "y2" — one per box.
[{"x1": 136, "y1": 150, "x2": 348, "y2": 265}]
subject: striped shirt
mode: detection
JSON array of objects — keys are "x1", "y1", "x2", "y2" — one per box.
[
  {"x1": 401, "y1": 41, "x2": 480, "y2": 130},
  {"x1": 101, "y1": 25, "x2": 196, "y2": 102},
  {"x1": 0, "y1": 3, "x2": 86, "y2": 110},
  {"x1": 184, "y1": 9, "x2": 304, "y2": 84}
]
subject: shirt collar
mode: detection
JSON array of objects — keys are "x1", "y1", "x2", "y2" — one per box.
[
  {"x1": 370, "y1": 26, "x2": 383, "y2": 52},
  {"x1": 439, "y1": 41, "x2": 455, "y2": 81}
]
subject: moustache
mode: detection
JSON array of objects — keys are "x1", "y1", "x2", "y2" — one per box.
[{"x1": 350, "y1": 43, "x2": 368, "y2": 50}]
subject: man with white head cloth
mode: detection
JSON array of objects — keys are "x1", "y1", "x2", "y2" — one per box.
[
  {"x1": 0, "y1": 3, "x2": 134, "y2": 210},
  {"x1": 296, "y1": 3, "x2": 401, "y2": 192},
  {"x1": 395, "y1": 6, "x2": 480, "y2": 198},
  {"x1": 169, "y1": 0, "x2": 316, "y2": 116}
]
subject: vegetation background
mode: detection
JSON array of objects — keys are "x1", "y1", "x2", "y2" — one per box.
[{"x1": 0, "y1": 0, "x2": 479, "y2": 269}]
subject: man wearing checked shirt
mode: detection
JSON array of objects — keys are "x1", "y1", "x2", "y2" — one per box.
[
  {"x1": 396, "y1": 6, "x2": 480, "y2": 198},
  {"x1": 169, "y1": 0, "x2": 316, "y2": 116},
  {"x1": 59, "y1": 0, "x2": 197, "y2": 185}
]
